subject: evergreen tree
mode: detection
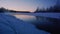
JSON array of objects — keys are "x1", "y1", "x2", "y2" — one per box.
[
  {"x1": 34, "y1": 7, "x2": 40, "y2": 13},
  {"x1": 0, "y1": 7, "x2": 5, "y2": 13}
]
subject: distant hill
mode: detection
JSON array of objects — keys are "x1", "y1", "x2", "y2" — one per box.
[
  {"x1": 10, "y1": 10, "x2": 30, "y2": 13},
  {"x1": 0, "y1": 7, "x2": 30, "y2": 13}
]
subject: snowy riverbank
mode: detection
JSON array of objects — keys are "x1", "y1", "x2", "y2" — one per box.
[{"x1": 0, "y1": 13, "x2": 50, "y2": 34}]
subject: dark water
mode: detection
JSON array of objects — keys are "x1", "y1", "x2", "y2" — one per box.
[
  {"x1": 35, "y1": 16, "x2": 60, "y2": 34},
  {"x1": 14, "y1": 14, "x2": 60, "y2": 34}
]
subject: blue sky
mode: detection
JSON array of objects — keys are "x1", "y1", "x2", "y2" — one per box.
[{"x1": 0, "y1": 0, "x2": 56, "y2": 12}]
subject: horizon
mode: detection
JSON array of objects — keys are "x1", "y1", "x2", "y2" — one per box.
[{"x1": 0, "y1": 0, "x2": 57, "y2": 12}]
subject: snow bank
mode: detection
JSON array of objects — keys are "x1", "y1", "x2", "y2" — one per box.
[{"x1": 0, "y1": 13, "x2": 50, "y2": 34}]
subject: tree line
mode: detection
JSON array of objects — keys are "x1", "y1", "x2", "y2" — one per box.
[
  {"x1": 34, "y1": 4, "x2": 60, "y2": 13},
  {"x1": 0, "y1": 7, "x2": 30, "y2": 13}
]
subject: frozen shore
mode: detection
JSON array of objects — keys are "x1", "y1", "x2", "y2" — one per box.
[{"x1": 0, "y1": 13, "x2": 50, "y2": 34}]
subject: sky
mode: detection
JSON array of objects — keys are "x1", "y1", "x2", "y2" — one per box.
[{"x1": 0, "y1": 0, "x2": 56, "y2": 12}]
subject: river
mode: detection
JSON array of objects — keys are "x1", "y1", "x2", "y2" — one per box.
[{"x1": 13, "y1": 14, "x2": 60, "y2": 34}]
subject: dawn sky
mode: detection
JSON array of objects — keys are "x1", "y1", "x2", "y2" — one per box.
[{"x1": 0, "y1": 0, "x2": 56, "y2": 12}]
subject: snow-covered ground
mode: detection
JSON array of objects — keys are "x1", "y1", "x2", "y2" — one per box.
[{"x1": 0, "y1": 13, "x2": 50, "y2": 34}]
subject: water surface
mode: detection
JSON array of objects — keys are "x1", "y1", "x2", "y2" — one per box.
[{"x1": 13, "y1": 14, "x2": 60, "y2": 34}]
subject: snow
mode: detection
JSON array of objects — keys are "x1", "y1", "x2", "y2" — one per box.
[{"x1": 0, "y1": 13, "x2": 50, "y2": 34}]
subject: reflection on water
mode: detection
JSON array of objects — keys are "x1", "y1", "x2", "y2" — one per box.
[
  {"x1": 13, "y1": 14, "x2": 60, "y2": 26},
  {"x1": 13, "y1": 14, "x2": 60, "y2": 34},
  {"x1": 13, "y1": 15, "x2": 37, "y2": 23},
  {"x1": 13, "y1": 14, "x2": 51, "y2": 24}
]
